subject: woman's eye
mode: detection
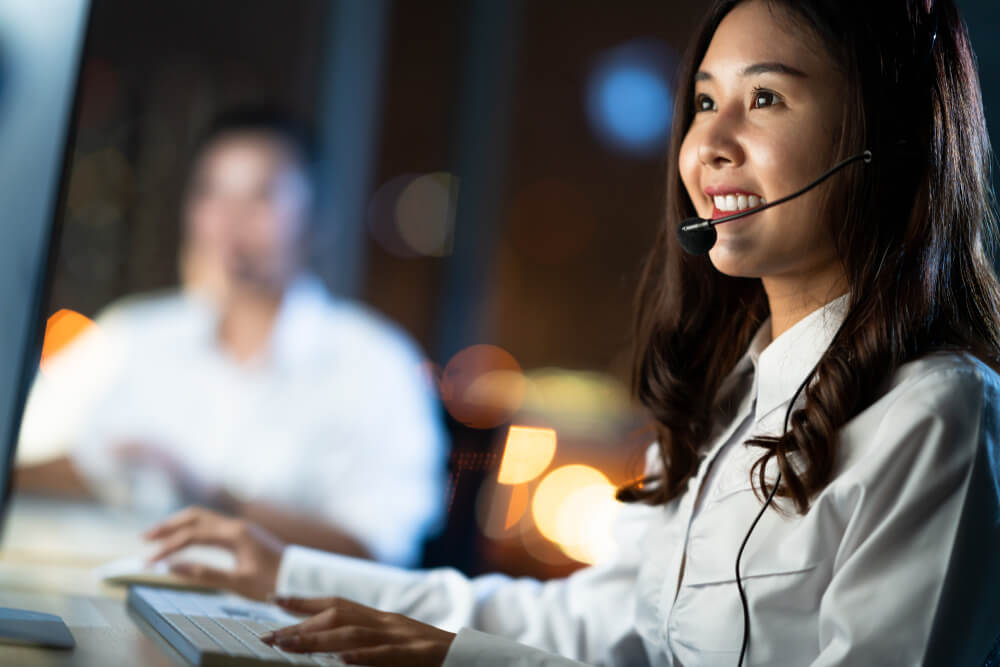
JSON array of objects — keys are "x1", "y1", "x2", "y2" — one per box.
[
  {"x1": 752, "y1": 89, "x2": 780, "y2": 109},
  {"x1": 694, "y1": 93, "x2": 715, "y2": 112}
]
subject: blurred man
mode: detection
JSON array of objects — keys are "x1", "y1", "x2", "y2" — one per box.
[{"x1": 15, "y1": 107, "x2": 446, "y2": 567}]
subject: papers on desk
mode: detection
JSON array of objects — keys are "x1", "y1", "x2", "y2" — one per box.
[{"x1": 94, "y1": 545, "x2": 236, "y2": 589}]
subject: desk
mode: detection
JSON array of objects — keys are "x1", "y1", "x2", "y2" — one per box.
[{"x1": 0, "y1": 494, "x2": 189, "y2": 666}]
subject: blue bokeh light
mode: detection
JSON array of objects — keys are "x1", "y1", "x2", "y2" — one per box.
[{"x1": 586, "y1": 41, "x2": 674, "y2": 157}]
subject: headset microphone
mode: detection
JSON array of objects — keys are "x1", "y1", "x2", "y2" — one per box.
[{"x1": 676, "y1": 150, "x2": 873, "y2": 255}]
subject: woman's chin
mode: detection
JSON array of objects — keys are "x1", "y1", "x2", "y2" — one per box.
[{"x1": 708, "y1": 243, "x2": 765, "y2": 278}]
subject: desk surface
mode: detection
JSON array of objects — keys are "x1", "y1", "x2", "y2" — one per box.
[
  {"x1": 0, "y1": 494, "x2": 192, "y2": 665},
  {"x1": 0, "y1": 590, "x2": 187, "y2": 666}
]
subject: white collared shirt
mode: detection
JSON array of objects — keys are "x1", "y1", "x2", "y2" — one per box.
[
  {"x1": 274, "y1": 294, "x2": 1000, "y2": 665},
  {"x1": 17, "y1": 275, "x2": 447, "y2": 567}
]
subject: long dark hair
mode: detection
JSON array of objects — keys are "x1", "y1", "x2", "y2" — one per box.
[{"x1": 619, "y1": 0, "x2": 1000, "y2": 512}]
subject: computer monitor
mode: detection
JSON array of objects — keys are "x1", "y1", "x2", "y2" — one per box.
[{"x1": 0, "y1": 0, "x2": 91, "y2": 649}]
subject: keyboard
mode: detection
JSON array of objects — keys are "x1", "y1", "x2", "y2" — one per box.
[{"x1": 128, "y1": 586, "x2": 346, "y2": 666}]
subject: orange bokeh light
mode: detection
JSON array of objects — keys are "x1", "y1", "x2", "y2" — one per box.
[
  {"x1": 497, "y1": 425, "x2": 557, "y2": 485},
  {"x1": 440, "y1": 344, "x2": 526, "y2": 429},
  {"x1": 40, "y1": 309, "x2": 96, "y2": 371},
  {"x1": 531, "y1": 464, "x2": 622, "y2": 565},
  {"x1": 505, "y1": 483, "x2": 530, "y2": 529}
]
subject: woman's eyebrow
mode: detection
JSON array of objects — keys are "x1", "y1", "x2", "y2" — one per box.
[
  {"x1": 743, "y1": 61, "x2": 807, "y2": 77},
  {"x1": 694, "y1": 62, "x2": 808, "y2": 81}
]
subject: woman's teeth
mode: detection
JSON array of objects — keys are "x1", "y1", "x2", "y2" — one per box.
[{"x1": 714, "y1": 194, "x2": 765, "y2": 211}]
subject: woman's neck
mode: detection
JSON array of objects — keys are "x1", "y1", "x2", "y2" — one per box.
[{"x1": 762, "y1": 265, "x2": 848, "y2": 342}]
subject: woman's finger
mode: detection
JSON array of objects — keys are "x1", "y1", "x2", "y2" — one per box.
[
  {"x1": 265, "y1": 600, "x2": 376, "y2": 643},
  {"x1": 276, "y1": 596, "x2": 376, "y2": 617},
  {"x1": 272, "y1": 596, "x2": 341, "y2": 615},
  {"x1": 169, "y1": 562, "x2": 238, "y2": 590},
  {"x1": 147, "y1": 520, "x2": 238, "y2": 564},
  {"x1": 146, "y1": 528, "x2": 198, "y2": 564},
  {"x1": 265, "y1": 611, "x2": 343, "y2": 642},
  {"x1": 272, "y1": 626, "x2": 389, "y2": 653},
  {"x1": 143, "y1": 506, "x2": 209, "y2": 540}
]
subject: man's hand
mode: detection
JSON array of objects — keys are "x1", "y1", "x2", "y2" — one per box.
[
  {"x1": 144, "y1": 507, "x2": 285, "y2": 600},
  {"x1": 115, "y1": 442, "x2": 240, "y2": 512},
  {"x1": 261, "y1": 596, "x2": 455, "y2": 667}
]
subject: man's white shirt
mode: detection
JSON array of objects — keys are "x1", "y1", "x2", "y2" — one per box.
[
  {"x1": 274, "y1": 294, "x2": 1000, "y2": 665},
  {"x1": 17, "y1": 275, "x2": 447, "y2": 567}
]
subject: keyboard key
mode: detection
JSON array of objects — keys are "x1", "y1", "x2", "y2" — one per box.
[
  {"x1": 237, "y1": 619, "x2": 288, "y2": 636},
  {"x1": 187, "y1": 616, "x2": 257, "y2": 657},
  {"x1": 215, "y1": 617, "x2": 291, "y2": 660},
  {"x1": 162, "y1": 614, "x2": 228, "y2": 655}
]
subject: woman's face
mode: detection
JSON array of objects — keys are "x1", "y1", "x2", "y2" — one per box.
[{"x1": 679, "y1": 0, "x2": 847, "y2": 282}]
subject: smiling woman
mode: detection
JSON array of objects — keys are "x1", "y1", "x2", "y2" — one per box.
[{"x1": 142, "y1": 1, "x2": 1000, "y2": 666}]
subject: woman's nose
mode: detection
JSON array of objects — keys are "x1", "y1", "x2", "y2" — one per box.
[{"x1": 696, "y1": 113, "x2": 745, "y2": 169}]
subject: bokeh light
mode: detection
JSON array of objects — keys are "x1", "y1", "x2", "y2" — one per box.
[
  {"x1": 440, "y1": 344, "x2": 526, "y2": 429},
  {"x1": 586, "y1": 40, "x2": 674, "y2": 157},
  {"x1": 368, "y1": 173, "x2": 421, "y2": 257},
  {"x1": 519, "y1": 523, "x2": 579, "y2": 567},
  {"x1": 518, "y1": 368, "x2": 634, "y2": 437},
  {"x1": 368, "y1": 172, "x2": 459, "y2": 258},
  {"x1": 531, "y1": 464, "x2": 623, "y2": 565},
  {"x1": 40, "y1": 309, "x2": 97, "y2": 371},
  {"x1": 395, "y1": 172, "x2": 458, "y2": 256},
  {"x1": 497, "y1": 425, "x2": 557, "y2": 485},
  {"x1": 555, "y1": 482, "x2": 621, "y2": 564},
  {"x1": 476, "y1": 481, "x2": 531, "y2": 539}
]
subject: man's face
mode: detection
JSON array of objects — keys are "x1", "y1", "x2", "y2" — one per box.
[{"x1": 183, "y1": 132, "x2": 311, "y2": 294}]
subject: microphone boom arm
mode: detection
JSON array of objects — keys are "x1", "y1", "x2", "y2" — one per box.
[{"x1": 680, "y1": 150, "x2": 873, "y2": 233}]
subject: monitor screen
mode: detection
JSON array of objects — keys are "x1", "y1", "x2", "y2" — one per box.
[{"x1": 0, "y1": 0, "x2": 90, "y2": 526}]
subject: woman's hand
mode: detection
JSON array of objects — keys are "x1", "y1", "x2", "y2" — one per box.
[
  {"x1": 261, "y1": 596, "x2": 455, "y2": 666},
  {"x1": 144, "y1": 507, "x2": 285, "y2": 600}
]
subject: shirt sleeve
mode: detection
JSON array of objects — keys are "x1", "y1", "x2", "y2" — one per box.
[
  {"x1": 302, "y1": 332, "x2": 448, "y2": 568},
  {"x1": 443, "y1": 629, "x2": 591, "y2": 667},
  {"x1": 810, "y1": 363, "x2": 999, "y2": 666},
  {"x1": 922, "y1": 364, "x2": 1000, "y2": 665},
  {"x1": 276, "y1": 500, "x2": 656, "y2": 665},
  {"x1": 17, "y1": 311, "x2": 128, "y2": 471}
]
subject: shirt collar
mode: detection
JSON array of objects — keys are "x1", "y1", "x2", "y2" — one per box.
[
  {"x1": 713, "y1": 310, "x2": 773, "y2": 393},
  {"x1": 267, "y1": 274, "x2": 334, "y2": 371},
  {"x1": 186, "y1": 274, "x2": 334, "y2": 371},
  {"x1": 751, "y1": 293, "x2": 849, "y2": 427}
]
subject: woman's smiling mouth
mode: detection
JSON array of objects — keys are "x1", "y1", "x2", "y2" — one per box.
[{"x1": 705, "y1": 187, "x2": 767, "y2": 220}]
